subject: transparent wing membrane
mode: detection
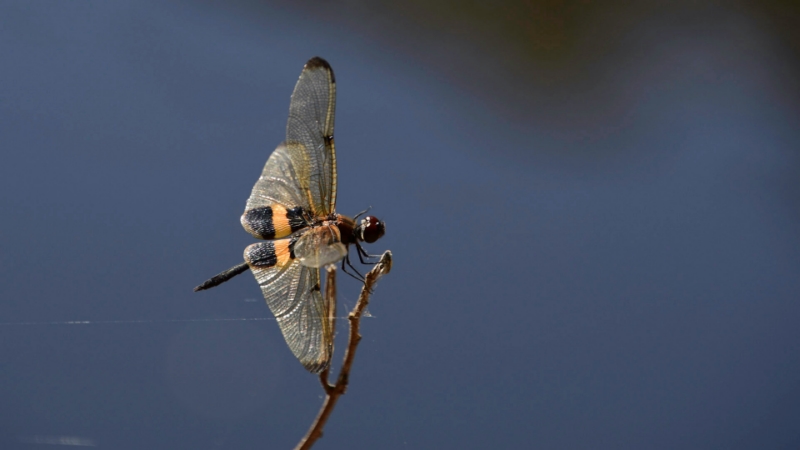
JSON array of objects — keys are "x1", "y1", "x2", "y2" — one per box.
[
  {"x1": 248, "y1": 259, "x2": 332, "y2": 373},
  {"x1": 285, "y1": 57, "x2": 337, "y2": 216},
  {"x1": 244, "y1": 142, "x2": 311, "y2": 215},
  {"x1": 243, "y1": 57, "x2": 338, "y2": 235}
]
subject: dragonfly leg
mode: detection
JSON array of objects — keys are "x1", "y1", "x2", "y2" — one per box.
[
  {"x1": 356, "y1": 242, "x2": 382, "y2": 264},
  {"x1": 340, "y1": 254, "x2": 365, "y2": 283}
]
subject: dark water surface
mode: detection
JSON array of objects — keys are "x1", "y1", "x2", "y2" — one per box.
[{"x1": 1, "y1": 1, "x2": 799, "y2": 449}]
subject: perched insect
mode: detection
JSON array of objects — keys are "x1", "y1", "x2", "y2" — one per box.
[{"x1": 194, "y1": 57, "x2": 386, "y2": 373}]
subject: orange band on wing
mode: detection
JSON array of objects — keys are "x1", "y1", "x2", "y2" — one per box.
[
  {"x1": 273, "y1": 239, "x2": 293, "y2": 268},
  {"x1": 270, "y1": 205, "x2": 292, "y2": 239}
]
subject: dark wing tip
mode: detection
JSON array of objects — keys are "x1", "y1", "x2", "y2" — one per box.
[
  {"x1": 303, "y1": 359, "x2": 331, "y2": 374},
  {"x1": 304, "y1": 56, "x2": 335, "y2": 82},
  {"x1": 305, "y1": 56, "x2": 330, "y2": 69}
]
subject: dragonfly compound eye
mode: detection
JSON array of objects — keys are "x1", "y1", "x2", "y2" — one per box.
[{"x1": 359, "y1": 216, "x2": 385, "y2": 244}]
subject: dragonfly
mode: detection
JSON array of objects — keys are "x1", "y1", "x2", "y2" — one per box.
[{"x1": 194, "y1": 57, "x2": 386, "y2": 373}]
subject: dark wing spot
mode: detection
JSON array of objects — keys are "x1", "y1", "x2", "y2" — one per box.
[
  {"x1": 288, "y1": 234, "x2": 300, "y2": 260},
  {"x1": 286, "y1": 206, "x2": 309, "y2": 233},
  {"x1": 304, "y1": 57, "x2": 334, "y2": 82},
  {"x1": 242, "y1": 206, "x2": 276, "y2": 239},
  {"x1": 245, "y1": 242, "x2": 278, "y2": 267}
]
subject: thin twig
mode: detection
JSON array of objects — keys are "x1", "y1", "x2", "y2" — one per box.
[{"x1": 294, "y1": 251, "x2": 393, "y2": 450}]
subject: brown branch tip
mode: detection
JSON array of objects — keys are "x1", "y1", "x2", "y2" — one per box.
[{"x1": 294, "y1": 250, "x2": 392, "y2": 450}]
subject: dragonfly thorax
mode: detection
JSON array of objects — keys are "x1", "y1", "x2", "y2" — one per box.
[{"x1": 325, "y1": 213, "x2": 385, "y2": 248}]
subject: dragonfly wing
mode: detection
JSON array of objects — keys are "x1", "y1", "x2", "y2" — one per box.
[
  {"x1": 242, "y1": 57, "x2": 337, "y2": 239},
  {"x1": 242, "y1": 141, "x2": 317, "y2": 240},
  {"x1": 285, "y1": 57, "x2": 337, "y2": 216},
  {"x1": 244, "y1": 142, "x2": 310, "y2": 213},
  {"x1": 244, "y1": 239, "x2": 333, "y2": 373}
]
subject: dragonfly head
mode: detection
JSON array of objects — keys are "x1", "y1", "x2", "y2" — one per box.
[{"x1": 356, "y1": 216, "x2": 385, "y2": 244}]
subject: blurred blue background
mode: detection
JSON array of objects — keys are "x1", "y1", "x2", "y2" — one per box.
[{"x1": 1, "y1": 1, "x2": 799, "y2": 449}]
